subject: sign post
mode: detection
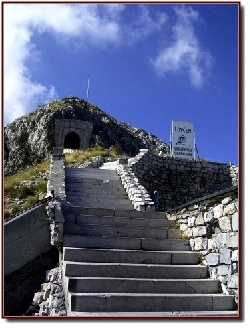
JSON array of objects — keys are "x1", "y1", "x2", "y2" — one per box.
[{"x1": 171, "y1": 121, "x2": 195, "y2": 160}]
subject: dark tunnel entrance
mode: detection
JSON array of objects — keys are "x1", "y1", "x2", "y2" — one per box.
[{"x1": 64, "y1": 132, "x2": 80, "y2": 149}]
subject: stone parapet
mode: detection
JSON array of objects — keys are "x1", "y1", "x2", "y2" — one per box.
[
  {"x1": 116, "y1": 160, "x2": 155, "y2": 212},
  {"x1": 47, "y1": 148, "x2": 66, "y2": 201}
]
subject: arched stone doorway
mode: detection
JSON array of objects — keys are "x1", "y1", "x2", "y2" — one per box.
[{"x1": 64, "y1": 132, "x2": 80, "y2": 149}]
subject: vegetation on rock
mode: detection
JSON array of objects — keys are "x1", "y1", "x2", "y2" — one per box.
[{"x1": 4, "y1": 159, "x2": 50, "y2": 221}]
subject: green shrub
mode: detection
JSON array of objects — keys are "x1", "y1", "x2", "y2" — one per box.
[
  {"x1": 23, "y1": 196, "x2": 38, "y2": 210},
  {"x1": 11, "y1": 204, "x2": 20, "y2": 214},
  {"x1": 37, "y1": 181, "x2": 47, "y2": 193},
  {"x1": 19, "y1": 185, "x2": 35, "y2": 198},
  {"x1": 4, "y1": 210, "x2": 11, "y2": 220}
]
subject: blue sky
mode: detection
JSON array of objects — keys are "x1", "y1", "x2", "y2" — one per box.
[{"x1": 3, "y1": 1, "x2": 239, "y2": 165}]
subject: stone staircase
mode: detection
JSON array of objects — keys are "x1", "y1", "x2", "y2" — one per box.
[
  {"x1": 61, "y1": 165, "x2": 237, "y2": 316},
  {"x1": 65, "y1": 166, "x2": 134, "y2": 210}
]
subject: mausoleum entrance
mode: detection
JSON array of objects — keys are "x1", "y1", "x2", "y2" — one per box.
[
  {"x1": 64, "y1": 132, "x2": 80, "y2": 149},
  {"x1": 54, "y1": 118, "x2": 93, "y2": 150}
]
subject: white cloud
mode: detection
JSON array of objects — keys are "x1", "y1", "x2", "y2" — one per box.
[
  {"x1": 3, "y1": 3, "x2": 124, "y2": 125},
  {"x1": 124, "y1": 4, "x2": 167, "y2": 43},
  {"x1": 3, "y1": 3, "x2": 168, "y2": 125},
  {"x1": 152, "y1": 5, "x2": 213, "y2": 87}
]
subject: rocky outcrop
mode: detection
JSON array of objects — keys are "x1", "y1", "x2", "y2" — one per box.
[{"x1": 4, "y1": 96, "x2": 169, "y2": 175}]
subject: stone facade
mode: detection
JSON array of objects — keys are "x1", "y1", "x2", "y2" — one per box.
[
  {"x1": 167, "y1": 186, "x2": 238, "y2": 304},
  {"x1": 54, "y1": 118, "x2": 93, "y2": 150},
  {"x1": 127, "y1": 149, "x2": 238, "y2": 211}
]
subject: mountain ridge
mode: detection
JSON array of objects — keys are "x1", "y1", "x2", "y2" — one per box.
[{"x1": 4, "y1": 96, "x2": 169, "y2": 175}]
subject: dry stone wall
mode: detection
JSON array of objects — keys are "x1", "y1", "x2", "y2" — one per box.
[
  {"x1": 167, "y1": 186, "x2": 238, "y2": 305},
  {"x1": 128, "y1": 149, "x2": 238, "y2": 211},
  {"x1": 117, "y1": 157, "x2": 155, "y2": 211}
]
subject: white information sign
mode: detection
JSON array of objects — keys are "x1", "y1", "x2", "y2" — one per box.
[{"x1": 171, "y1": 121, "x2": 195, "y2": 159}]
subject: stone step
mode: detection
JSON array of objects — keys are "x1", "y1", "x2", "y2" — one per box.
[
  {"x1": 68, "y1": 311, "x2": 239, "y2": 317},
  {"x1": 64, "y1": 262, "x2": 207, "y2": 279},
  {"x1": 64, "y1": 223, "x2": 170, "y2": 239},
  {"x1": 65, "y1": 198, "x2": 132, "y2": 206},
  {"x1": 65, "y1": 170, "x2": 121, "y2": 181},
  {"x1": 62, "y1": 206, "x2": 165, "y2": 219},
  {"x1": 65, "y1": 190, "x2": 128, "y2": 196},
  {"x1": 65, "y1": 167, "x2": 119, "y2": 178},
  {"x1": 66, "y1": 180, "x2": 122, "y2": 186},
  {"x1": 65, "y1": 202, "x2": 134, "y2": 210},
  {"x1": 63, "y1": 248, "x2": 199, "y2": 265},
  {"x1": 67, "y1": 277, "x2": 220, "y2": 294},
  {"x1": 68, "y1": 293, "x2": 235, "y2": 313},
  {"x1": 63, "y1": 235, "x2": 190, "y2": 251},
  {"x1": 65, "y1": 214, "x2": 171, "y2": 228}
]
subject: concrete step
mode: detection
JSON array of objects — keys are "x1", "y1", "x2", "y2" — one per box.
[
  {"x1": 65, "y1": 214, "x2": 171, "y2": 228},
  {"x1": 65, "y1": 202, "x2": 134, "y2": 210},
  {"x1": 68, "y1": 293, "x2": 235, "y2": 313},
  {"x1": 65, "y1": 190, "x2": 128, "y2": 196},
  {"x1": 64, "y1": 223, "x2": 170, "y2": 239},
  {"x1": 62, "y1": 206, "x2": 166, "y2": 219},
  {"x1": 66, "y1": 180, "x2": 122, "y2": 186},
  {"x1": 67, "y1": 277, "x2": 220, "y2": 294},
  {"x1": 65, "y1": 198, "x2": 132, "y2": 206},
  {"x1": 64, "y1": 262, "x2": 207, "y2": 279},
  {"x1": 63, "y1": 248, "x2": 199, "y2": 265},
  {"x1": 68, "y1": 311, "x2": 239, "y2": 317},
  {"x1": 66, "y1": 175, "x2": 120, "y2": 181},
  {"x1": 63, "y1": 235, "x2": 190, "y2": 251},
  {"x1": 65, "y1": 167, "x2": 119, "y2": 179}
]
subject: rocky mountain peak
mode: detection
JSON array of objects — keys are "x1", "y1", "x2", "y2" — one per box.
[{"x1": 4, "y1": 96, "x2": 169, "y2": 175}]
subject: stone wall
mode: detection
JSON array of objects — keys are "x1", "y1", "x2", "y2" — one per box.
[
  {"x1": 128, "y1": 149, "x2": 238, "y2": 211},
  {"x1": 47, "y1": 147, "x2": 66, "y2": 201},
  {"x1": 167, "y1": 186, "x2": 238, "y2": 305}
]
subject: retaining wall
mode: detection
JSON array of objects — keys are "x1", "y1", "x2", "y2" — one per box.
[
  {"x1": 128, "y1": 149, "x2": 238, "y2": 211},
  {"x1": 167, "y1": 186, "x2": 239, "y2": 305},
  {"x1": 4, "y1": 204, "x2": 58, "y2": 316},
  {"x1": 4, "y1": 204, "x2": 52, "y2": 276}
]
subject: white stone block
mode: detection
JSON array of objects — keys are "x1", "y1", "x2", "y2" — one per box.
[
  {"x1": 220, "y1": 249, "x2": 231, "y2": 264},
  {"x1": 213, "y1": 204, "x2": 223, "y2": 219},
  {"x1": 194, "y1": 237, "x2": 207, "y2": 251},
  {"x1": 206, "y1": 253, "x2": 219, "y2": 266},
  {"x1": 208, "y1": 238, "x2": 216, "y2": 251},
  {"x1": 222, "y1": 197, "x2": 232, "y2": 205},
  {"x1": 208, "y1": 267, "x2": 218, "y2": 279},
  {"x1": 186, "y1": 228, "x2": 193, "y2": 238},
  {"x1": 223, "y1": 203, "x2": 236, "y2": 216},
  {"x1": 189, "y1": 238, "x2": 195, "y2": 249},
  {"x1": 193, "y1": 226, "x2": 207, "y2": 237},
  {"x1": 228, "y1": 274, "x2": 238, "y2": 288},
  {"x1": 188, "y1": 216, "x2": 195, "y2": 227},
  {"x1": 231, "y1": 250, "x2": 238, "y2": 261},
  {"x1": 217, "y1": 265, "x2": 231, "y2": 276},
  {"x1": 195, "y1": 214, "x2": 204, "y2": 226},
  {"x1": 231, "y1": 212, "x2": 238, "y2": 231},
  {"x1": 218, "y1": 216, "x2": 232, "y2": 232},
  {"x1": 214, "y1": 232, "x2": 231, "y2": 248},
  {"x1": 226, "y1": 234, "x2": 238, "y2": 248}
]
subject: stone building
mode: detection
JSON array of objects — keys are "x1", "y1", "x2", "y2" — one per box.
[{"x1": 54, "y1": 118, "x2": 93, "y2": 150}]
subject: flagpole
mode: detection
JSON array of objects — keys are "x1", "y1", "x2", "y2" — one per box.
[{"x1": 87, "y1": 76, "x2": 90, "y2": 101}]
